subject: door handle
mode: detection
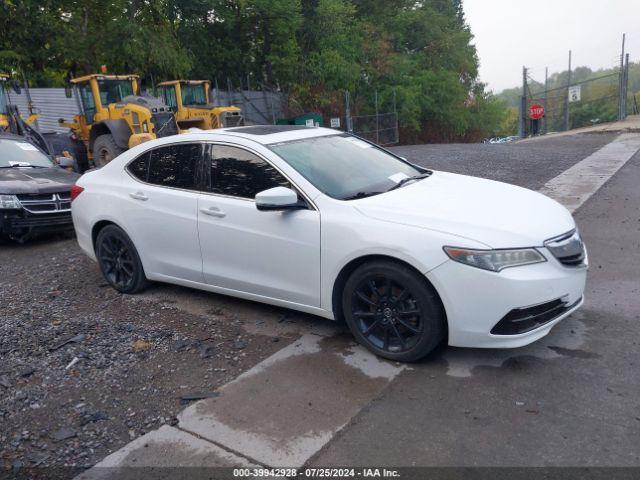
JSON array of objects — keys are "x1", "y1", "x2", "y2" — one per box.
[
  {"x1": 200, "y1": 206, "x2": 226, "y2": 218},
  {"x1": 129, "y1": 192, "x2": 148, "y2": 201}
]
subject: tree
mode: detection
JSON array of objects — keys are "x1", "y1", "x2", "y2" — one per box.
[{"x1": 1, "y1": 0, "x2": 507, "y2": 142}]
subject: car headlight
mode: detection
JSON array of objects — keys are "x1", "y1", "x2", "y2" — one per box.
[
  {"x1": 443, "y1": 246, "x2": 546, "y2": 272},
  {"x1": 0, "y1": 194, "x2": 21, "y2": 209}
]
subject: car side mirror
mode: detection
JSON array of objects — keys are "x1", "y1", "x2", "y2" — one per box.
[
  {"x1": 64, "y1": 86, "x2": 73, "y2": 98},
  {"x1": 255, "y1": 187, "x2": 305, "y2": 211},
  {"x1": 11, "y1": 80, "x2": 21, "y2": 95}
]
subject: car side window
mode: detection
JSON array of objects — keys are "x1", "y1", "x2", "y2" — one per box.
[
  {"x1": 209, "y1": 145, "x2": 289, "y2": 199},
  {"x1": 127, "y1": 152, "x2": 150, "y2": 181},
  {"x1": 147, "y1": 143, "x2": 202, "y2": 190}
]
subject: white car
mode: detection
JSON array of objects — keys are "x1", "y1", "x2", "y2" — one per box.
[{"x1": 71, "y1": 126, "x2": 587, "y2": 362}]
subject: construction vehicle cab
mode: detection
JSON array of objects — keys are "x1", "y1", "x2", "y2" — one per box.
[
  {"x1": 156, "y1": 80, "x2": 243, "y2": 131},
  {"x1": 60, "y1": 74, "x2": 177, "y2": 168}
]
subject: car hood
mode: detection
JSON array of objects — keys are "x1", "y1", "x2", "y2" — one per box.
[
  {"x1": 353, "y1": 170, "x2": 575, "y2": 248},
  {"x1": 0, "y1": 167, "x2": 80, "y2": 195}
]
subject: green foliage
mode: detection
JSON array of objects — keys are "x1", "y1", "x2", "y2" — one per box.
[{"x1": 0, "y1": 0, "x2": 506, "y2": 142}]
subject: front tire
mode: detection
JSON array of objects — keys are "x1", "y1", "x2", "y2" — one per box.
[
  {"x1": 92, "y1": 134, "x2": 125, "y2": 168},
  {"x1": 95, "y1": 225, "x2": 148, "y2": 293},
  {"x1": 342, "y1": 260, "x2": 446, "y2": 362}
]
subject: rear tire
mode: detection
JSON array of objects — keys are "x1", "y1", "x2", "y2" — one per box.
[
  {"x1": 342, "y1": 260, "x2": 446, "y2": 362},
  {"x1": 92, "y1": 134, "x2": 125, "y2": 168},
  {"x1": 95, "y1": 225, "x2": 148, "y2": 294}
]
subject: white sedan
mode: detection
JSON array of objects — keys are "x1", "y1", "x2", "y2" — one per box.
[{"x1": 71, "y1": 126, "x2": 587, "y2": 361}]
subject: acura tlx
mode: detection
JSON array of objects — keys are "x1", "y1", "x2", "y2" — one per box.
[{"x1": 70, "y1": 125, "x2": 587, "y2": 362}]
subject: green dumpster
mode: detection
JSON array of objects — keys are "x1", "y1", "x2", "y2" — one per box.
[{"x1": 276, "y1": 112, "x2": 323, "y2": 127}]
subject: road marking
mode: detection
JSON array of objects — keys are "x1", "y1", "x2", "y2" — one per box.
[
  {"x1": 539, "y1": 133, "x2": 640, "y2": 212},
  {"x1": 178, "y1": 334, "x2": 404, "y2": 467}
]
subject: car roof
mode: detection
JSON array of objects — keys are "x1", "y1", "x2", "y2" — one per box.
[
  {"x1": 212, "y1": 125, "x2": 340, "y2": 145},
  {"x1": 0, "y1": 133, "x2": 33, "y2": 142}
]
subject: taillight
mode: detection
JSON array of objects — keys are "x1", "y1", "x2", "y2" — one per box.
[{"x1": 70, "y1": 185, "x2": 84, "y2": 202}]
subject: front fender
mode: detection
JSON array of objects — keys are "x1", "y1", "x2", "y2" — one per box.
[{"x1": 90, "y1": 120, "x2": 131, "y2": 150}]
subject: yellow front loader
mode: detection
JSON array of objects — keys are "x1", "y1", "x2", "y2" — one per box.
[
  {"x1": 156, "y1": 80, "x2": 243, "y2": 131},
  {"x1": 58, "y1": 74, "x2": 178, "y2": 168}
]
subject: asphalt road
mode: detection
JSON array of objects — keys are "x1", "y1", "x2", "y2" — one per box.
[{"x1": 311, "y1": 146, "x2": 640, "y2": 467}]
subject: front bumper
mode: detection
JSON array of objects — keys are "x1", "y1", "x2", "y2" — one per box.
[
  {"x1": 0, "y1": 209, "x2": 73, "y2": 240},
  {"x1": 426, "y1": 247, "x2": 587, "y2": 348}
]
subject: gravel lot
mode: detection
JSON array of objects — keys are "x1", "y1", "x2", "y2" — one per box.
[
  {"x1": 390, "y1": 132, "x2": 618, "y2": 189},
  {"x1": 0, "y1": 236, "x2": 292, "y2": 471}
]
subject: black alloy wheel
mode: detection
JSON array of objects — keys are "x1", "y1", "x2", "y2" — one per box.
[
  {"x1": 95, "y1": 225, "x2": 148, "y2": 293},
  {"x1": 343, "y1": 260, "x2": 445, "y2": 362}
]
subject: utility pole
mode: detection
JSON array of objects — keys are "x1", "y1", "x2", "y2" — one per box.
[
  {"x1": 392, "y1": 88, "x2": 399, "y2": 144},
  {"x1": 518, "y1": 66, "x2": 527, "y2": 138},
  {"x1": 564, "y1": 50, "x2": 572, "y2": 131},
  {"x1": 622, "y1": 53, "x2": 630, "y2": 119},
  {"x1": 345, "y1": 90, "x2": 352, "y2": 133},
  {"x1": 543, "y1": 67, "x2": 548, "y2": 135},
  {"x1": 618, "y1": 33, "x2": 626, "y2": 120},
  {"x1": 374, "y1": 90, "x2": 380, "y2": 145}
]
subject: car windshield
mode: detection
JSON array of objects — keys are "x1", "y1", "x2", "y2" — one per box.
[
  {"x1": 0, "y1": 139, "x2": 55, "y2": 168},
  {"x1": 98, "y1": 79, "x2": 134, "y2": 104},
  {"x1": 269, "y1": 134, "x2": 422, "y2": 200},
  {"x1": 181, "y1": 84, "x2": 207, "y2": 106}
]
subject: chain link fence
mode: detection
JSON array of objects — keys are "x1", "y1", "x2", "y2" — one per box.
[
  {"x1": 351, "y1": 112, "x2": 399, "y2": 146},
  {"x1": 520, "y1": 39, "x2": 632, "y2": 137},
  {"x1": 525, "y1": 72, "x2": 621, "y2": 135},
  {"x1": 344, "y1": 89, "x2": 400, "y2": 146}
]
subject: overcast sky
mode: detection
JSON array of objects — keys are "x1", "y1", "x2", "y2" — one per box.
[{"x1": 463, "y1": 0, "x2": 640, "y2": 93}]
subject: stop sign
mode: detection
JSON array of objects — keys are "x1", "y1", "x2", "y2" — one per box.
[{"x1": 529, "y1": 103, "x2": 545, "y2": 120}]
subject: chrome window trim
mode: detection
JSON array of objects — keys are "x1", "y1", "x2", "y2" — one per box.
[
  {"x1": 123, "y1": 141, "x2": 205, "y2": 195},
  {"x1": 202, "y1": 141, "x2": 317, "y2": 211},
  {"x1": 123, "y1": 139, "x2": 317, "y2": 211}
]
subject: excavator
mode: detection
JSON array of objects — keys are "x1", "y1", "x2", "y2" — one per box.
[
  {"x1": 0, "y1": 73, "x2": 39, "y2": 130},
  {"x1": 1, "y1": 73, "x2": 74, "y2": 166},
  {"x1": 58, "y1": 74, "x2": 178, "y2": 169},
  {"x1": 156, "y1": 80, "x2": 243, "y2": 131}
]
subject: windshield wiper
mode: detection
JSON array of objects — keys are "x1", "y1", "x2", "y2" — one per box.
[
  {"x1": 386, "y1": 173, "x2": 431, "y2": 192},
  {"x1": 0, "y1": 164, "x2": 47, "y2": 169},
  {"x1": 342, "y1": 191, "x2": 384, "y2": 200}
]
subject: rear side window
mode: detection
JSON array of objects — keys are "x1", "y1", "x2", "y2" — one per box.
[
  {"x1": 209, "y1": 145, "x2": 289, "y2": 199},
  {"x1": 127, "y1": 152, "x2": 149, "y2": 181},
  {"x1": 131, "y1": 143, "x2": 202, "y2": 189}
]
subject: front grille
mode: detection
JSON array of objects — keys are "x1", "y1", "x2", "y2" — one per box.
[
  {"x1": 491, "y1": 297, "x2": 582, "y2": 335},
  {"x1": 544, "y1": 230, "x2": 586, "y2": 267},
  {"x1": 8, "y1": 212, "x2": 73, "y2": 228},
  {"x1": 152, "y1": 113, "x2": 178, "y2": 138},
  {"x1": 16, "y1": 192, "x2": 71, "y2": 214}
]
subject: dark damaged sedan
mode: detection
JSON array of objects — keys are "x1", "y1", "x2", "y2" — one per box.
[{"x1": 0, "y1": 135, "x2": 80, "y2": 242}]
